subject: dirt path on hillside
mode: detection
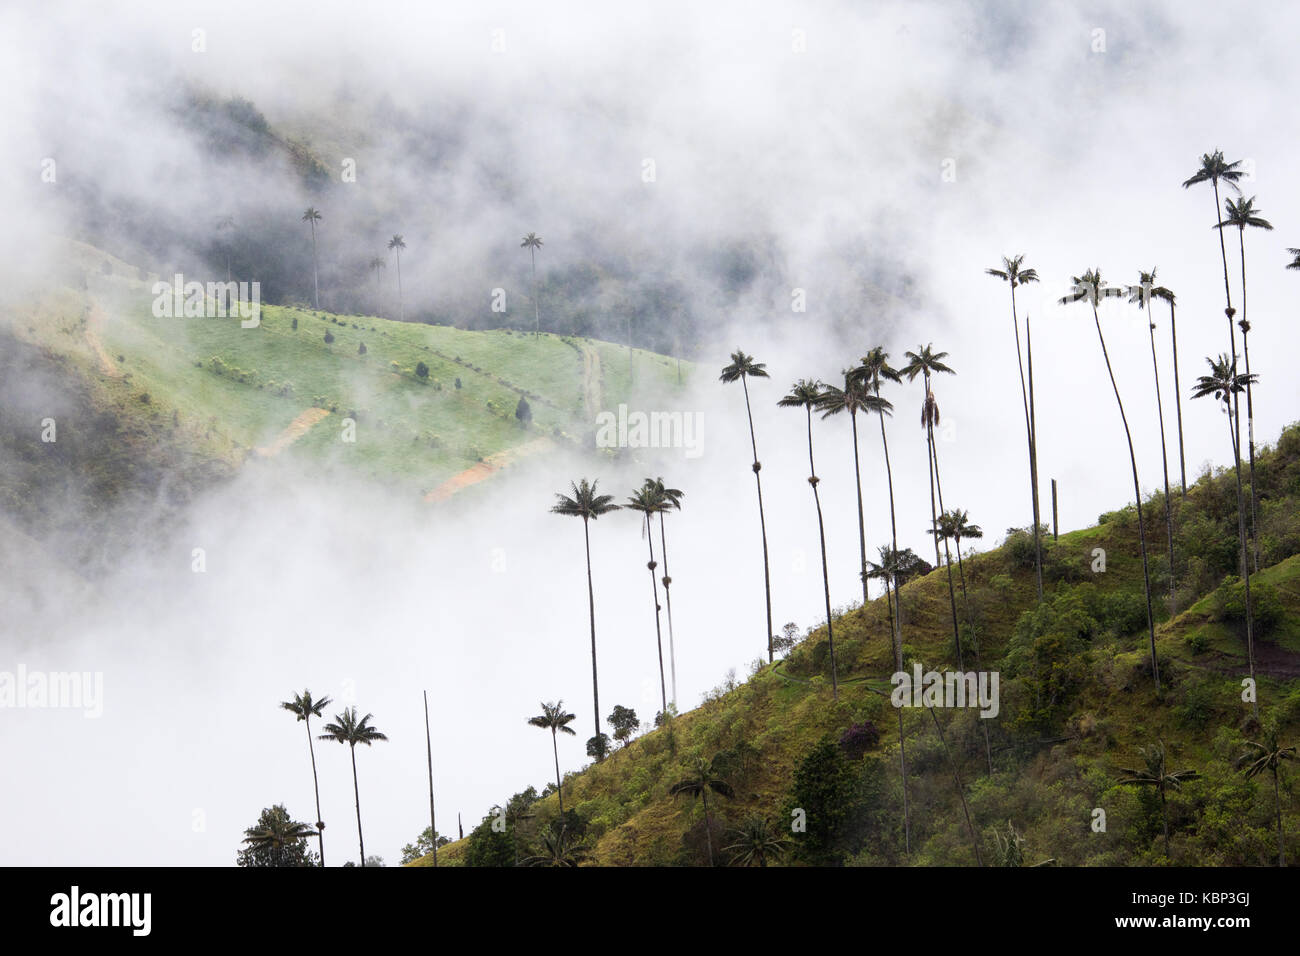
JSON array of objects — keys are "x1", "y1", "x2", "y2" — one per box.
[
  {"x1": 255, "y1": 408, "x2": 331, "y2": 457},
  {"x1": 85, "y1": 301, "x2": 121, "y2": 378},
  {"x1": 579, "y1": 342, "x2": 602, "y2": 420},
  {"x1": 424, "y1": 435, "x2": 554, "y2": 503}
]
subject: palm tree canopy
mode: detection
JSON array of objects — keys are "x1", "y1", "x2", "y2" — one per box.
[
  {"x1": 302, "y1": 207, "x2": 322, "y2": 223},
  {"x1": 669, "y1": 756, "x2": 735, "y2": 800},
  {"x1": 528, "y1": 701, "x2": 578, "y2": 736},
  {"x1": 1058, "y1": 268, "x2": 1117, "y2": 308},
  {"x1": 1237, "y1": 730, "x2": 1296, "y2": 779},
  {"x1": 521, "y1": 232, "x2": 544, "y2": 249},
  {"x1": 1180, "y1": 150, "x2": 1244, "y2": 192},
  {"x1": 901, "y1": 343, "x2": 954, "y2": 382},
  {"x1": 985, "y1": 254, "x2": 1040, "y2": 288},
  {"x1": 388, "y1": 234, "x2": 406, "y2": 250},
  {"x1": 1287, "y1": 248, "x2": 1300, "y2": 271},
  {"x1": 1190, "y1": 354, "x2": 1256, "y2": 406},
  {"x1": 625, "y1": 484, "x2": 666, "y2": 517},
  {"x1": 368, "y1": 257, "x2": 386, "y2": 272},
  {"x1": 647, "y1": 476, "x2": 684, "y2": 511},
  {"x1": 1127, "y1": 268, "x2": 1175, "y2": 310},
  {"x1": 281, "y1": 689, "x2": 332, "y2": 721},
  {"x1": 776, "y1": 378, "x2": 825, "y2": 409},
  {"x1": 1118, "y1": 743, "x2": 1198, "y2": 790},
  {"x1": 522, "y1": 824, "x2": 589, "y2": 867},
  {"x1": 551, "y1": 478, "x2": 619, "y2": 521},
  {"x1": 855, "y1": 346, "x2": 903, "y2": 391},
  {"x1": 934, "y1": 508, "x2": 983, "y2": 542},
  {"x1": 818, "y1": 372, "x2": 890, "y2": 420},
  {"x1": 318, "y1": 707, "x2": 388, "y2": 747},
  {"x1": 722, "y1": 816, "x2": 789, "y2": 866},
  {"x1": 243, "y1": 817, "x2": 319, "y2": 849},
  {"x1": 719, "y1": 349, "x2": 769, "y2": 383},
  {"x1": 1214, "y1": 195, "x2": 1273, "y2": 233}
]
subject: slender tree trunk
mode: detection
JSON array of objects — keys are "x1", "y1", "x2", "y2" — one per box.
[
  {"x1": 805, "y1": 406, "x2": 838, "y2": 699},
  {"x1": 952, "y1": 536, "x2": 993, "y2": 775},
  {"x1": 740, "y1": 374, "x2": 774, "y2": 662},
  {"x1": 551, "y1": 728, "x2": 564, "y2": 816},
  {"x1": 1010, "y1": 288, "x2": 1044, "y2": 600},
  {"x1": 309, "y1": 220, "x2": 320, "y2": 310},
  {"x1": 1092, "y1": 305, "x2": 1160, "y2": 694},
  {"x1": 351, "y1": 745, "x2": 365, "y2": 866},
  {"x1": 1238, "y1": 228, "x2": 1261, "y2": 573},
  {"x1": 424, "y1": 690, "x2": 437, "y2": 867},
  {"x1": 306, "y1": 717, "x2": 325, "y2": 867},
  {"x1": 1211, "y1": 181, "x2": 1246, "y2": 543},
  {"x1": 1147, "y1": 320, "x2": 1177, "y2": 615},
  {"x1": 927, "y1": 706, "x2": 984, "y2": 866},
  {"x1": 583, "y1": 518, "x2": 602, "y2": 740},
  {"x1": 877, "y1": 396, "x2": 910, "y2": 855},
  {"x1": 1273, "y1": 766, "x2": 1285, "y2": 867},
  {"x1": 530, "y1": 247, "x2": 539, "y2": 337},
  {"x1": 929, "y1": 431, "x2": 964, "y2": 669},
  {"x1": 1225, "y1": 402, "x2": 1258, "y2": 717},
  {"x1": 1027, "y1": 315, "x2": 1044, "y2": 594},
  {"x1": 850, "y1": 410, "x2": 869, "y2": 608},
  {"x1": 1169, "y1": 300, "x2": 1187, "y2": 496},
  {"x1": 658, "y1": 513, "x2": 678, "y2": 707},
  {"x1": 644, "y1": 514, "x2": 668, "y2": 714},
  {"x1": 925, "y1": 415, "x2": 942, "y2": 569},
  {"x1": 395, "y1": 249, "x2": 404, "y2": 322},
  {"x1": 1160, "y1": 783, "x2": 1170, "y2": 860}
]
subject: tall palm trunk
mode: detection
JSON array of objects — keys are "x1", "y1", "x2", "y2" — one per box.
[
  {"x1": 927, "y1": 706, "x2": 984, "y2": 866},
  {"x1": 1147, "y1": 320, "x2": 1177, "y2": 614},
  {"x1": 1273, "y1": 766, "x2": 1285, "y2": 867},
  {"x1": 1224, "y1": 399, "x2": 1258, "y2": 717},
  {"x1": 424, "y1": 690, "x2": 437, "y2": 867},
  {"x1": 305, "y1": 717, "x2": 325, "y2": 866},
  {"x1": 1237, "y1": 228, "x2": 1261, "y2": 573},
  {"x1": 350, "y1": 744, "x2": 365, "y2": 866},
  {"x1": 951, "y1": 533, "x2": 993, "y2": 775},
  {"x1": 1008, "y1": 288, "x2": 1044, "y2": 600},
  {"x1": 583, "y1": 518, "x2": 602, "y2": 740},
  {"x1": 530, "y1": 246, "x2": 539, "y2": 337},
  {"x1": 875, "y1": 384, "x2": 910, "y2": 854},
  {"x1": 551, "y1": 728, "x2": 564, "y2": 816},
  {"x1": 1210, "y1": 180, "x2": 1246, "y2": 535},
  {"x1": 1168, "y1": 300, "x2": 1187, "y2": 496},
  {"x1": 702, "y1": 790, "x2": 714, "y2": 866},
  {"x1": 658, "y1": 513, "x2": 678, "y2": 707},
  {"x1": 643, "y1": 513, "x2": 668, "y2": 714},
  {"x1": 309, "y1": 220, "x2": 320, "y2": 310},
  {"x1": 395, "y1": 248, "x2": 404, "y2": 322},
  {"x1": 928, "y1": 432, "x2": 964, "y2": 669},
  {"x1": 925, "y1": 413, "x2": 942, "y2": 570},
  {"x1": 848, "y1": 409, "x2": 870, "y2": 608},
  {"x1": 1091, "y1": 304, "x2": 1160, "y2": 694},
  {"x1": 803, "y1": 405, "x2": 838, "y2": 699},
  {"x1": 1159, "y1": 781, "x2": 1170, "y2": 859},
  {"x1": 1027, "y1": 316, "x2": 1043, "y2": 570},
  {"x1": 740, "y1": 374, "x2": 774, "y2": 662}
]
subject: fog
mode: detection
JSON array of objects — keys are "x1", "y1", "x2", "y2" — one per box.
[{"x1": 2, "y1": 0, "x2": 1300, "y2": 864}]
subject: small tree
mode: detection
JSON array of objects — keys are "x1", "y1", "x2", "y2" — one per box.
[
  {"x1": 586, "y1": 733, "x2": 610, "y2": 761},
  {"x1": 608, "y1": 705, "x2": 639, "y2": 747},
  {"x1": 291, "y1": 317, "x2": 298, "y2": 330},
  {"x1": 237, "y1": 805, "x2": 320, "y2": 867},
  {"x1": 358, "y1": 342, "x2": 367, "y2": 355},
  {"x1": 455, "y1": 377, "x2": 462, "y2": 389},
  {"x1": 515, "y1": 396, "x2": 533, "y2": 425},
  {"x1": 400, "y1": 826, "x2": 452, "y2": 864},
  {"x1": 416, "y1": 361, "x2": 429, "y2": 379}
]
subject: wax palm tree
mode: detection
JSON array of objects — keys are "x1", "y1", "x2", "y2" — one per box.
[
  {"x1": 779, "y1": 378, "x2": 839, "y2": 698},
  {"x1": 1183, "y1": 151, "x2": 1246, "y2": 503},
  {"x1": 852, "y1": 348, "x2": 903, "y2": 592},
  {"x1": 242, "y1": 813, "x2": 320, "y2": 868},
  {"x1": 720, "y1": 350, "x2": 774, "y2": 662},
  {"x1": 387, "y1": 234, "x2": 406, "y2": 322},
  {"x1": 648, "y1": 477, "x2": 684, "y2": 708},
  {"x1": 934, "y1": 508, "x2": 992, "y2": 773},
  {"x1": 669, "y1": 756, "x2": 735, "y2": 866},
  {"x1": 1132, "y1": 272, "x2": 1186, "y2": 494},
  {"x1": 301, "y1": 207, "x2": 322, "y2": 309},
  {"x1": 368, "y1": 256, "x2": 386, "y2": 314},
  {"x1": 528, "y1": 701, "x2": 577, "y2": 817},
  {"x1": 279, "y1": 689, "x2": 332, "y2": 866},
  {"x1": 1118, "y1": 742, "x2": 1198, "y2": 859},
  {"x1": 723, "y1": 816, "x2": 790, "y2": 867},
  {"x1": 1129, "y1": 271, "x2": 1178, "y2": 613},
  {"x1": 1191, "y1": 355, "x2": 1259, "y2": 713},
  {"x1": 521, "y1": 232, "x2": 543, "y2": 337},
  {"x1": 318, "y1": 707, "x2": 388, "y2": 867},
  {"x1": 523, "y1": 824, "x2": 590, "y2": 867},
  {"x1": 818, "y1": 372, "x2": 889, "y2": 608},
  {"x1": 903, "y1": 345, "x2": 963, "y2": 668},
  {"x1": 215, "y1": 215, "x2": 235, "y2": 283},
  {"x1": 1288, "y1": 248, "x2": 1300, "y2": 271},
  {"x1": 1060, "y1": 270, "x2": 1160, "y2": 693},
  {"x1": 1237, "y1": 728, "x2": 1296, "y2": 867},
  {"x1": 625, "y1": 483, "x2": 669, "y2": 713},
  {"x1": 986, "y1": 255, "x2": 1044, "y2": 600},
  {"x1": 1216, "y1": 196, "x2": 1272, "y2": 572},
  {"x1": 551, "y1": 479, "x2": 620, "y2": 740},
  {"x1": 866, "y1": 543, "x2": 911, "y2": 853},
  {"x1": 927, "y1": 704, "x2": 985, "y2": 866}
]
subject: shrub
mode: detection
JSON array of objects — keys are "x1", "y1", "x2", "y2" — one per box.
[
  {"x1": 455, "y1": 377, "x2": 462, "y2": 389},
  {"x1": 291, "y1": 317, "x2": 298, "y2": 330},
  {"x1": 415, "y1": 361, "x2": 429, "y2": 379},
  {"x1": 323, "y1": 331, "x2": 334, "y2": 344},
  {"x1": 838, "y1": 722, "x2": 880, "y2": 760},
  {"x1": 358, "y1": 342, "x2": 367, "y2": 355},
  {"x1": 1209, "y1": 576, "x2": 1285, "y2": 636}
]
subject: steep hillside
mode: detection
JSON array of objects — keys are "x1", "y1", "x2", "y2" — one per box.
[{"x1": 421, "y1": 424, "x2": 1300, "y2": 866}]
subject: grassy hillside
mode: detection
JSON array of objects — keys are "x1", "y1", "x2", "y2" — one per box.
[
  {"x1": 1, "y1": 239, "x2": 692, "y2": 507},
  {"x1": 421, "y1": 423, "x2": 1300, "y2": 866}
]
